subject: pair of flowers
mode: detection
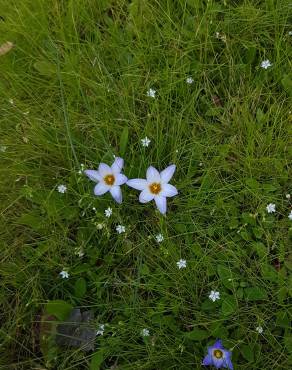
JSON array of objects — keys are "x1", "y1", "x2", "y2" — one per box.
[{"x1": 84, "y1": 157, "x2": 178, "y2": 215}]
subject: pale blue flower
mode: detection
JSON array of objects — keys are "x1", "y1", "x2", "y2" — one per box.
[
  {"x1": 85, "y1": 157, "x2": 127, "y2": 204},
  {"x1": 127, "y1": 165, "x2": 178, "y2": 214}
]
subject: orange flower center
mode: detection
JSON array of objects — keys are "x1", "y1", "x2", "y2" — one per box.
[
  {"x1": 104, "y1": 174, "x2": 115, "y2": 186},
  {"x1": 149, "y1": 182, "x2": 161, "y2": 195},
  {"x1": 213, "y1": 349, "x2": 223, "y2": 359}
]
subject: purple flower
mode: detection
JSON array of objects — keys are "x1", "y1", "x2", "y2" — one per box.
[
  {"x1": 202, "y1": 340, "x2": 233, "y2": 370},
  {"x1": 126, "y1": 165, "x2": 178, "y2": 214},
  {"x1": 84, "y1": 157, "x2": 127, "y2": 204}
]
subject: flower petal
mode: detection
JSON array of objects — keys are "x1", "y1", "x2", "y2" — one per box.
[
  {"x1": 160, "y1": 164, "x2": 176, "y2": 183},
  {"x1": 139, "y1": 189, "x2": 154, "y2": 203},
  {"x1": 98, "y1": 163, "x2": 112, "y2": 176},
  {"x1": 146, "y1": 166, "x2": 160, "y2": 182},
  {"x1": 115, "y1": 174, "x2": 128, "y2": 185},
  {"x1": 223, "y1": 355, "x2": 233, "y2": 370},
  {"x1": 213, "y1": 340, "x2": 223, "y2": 349},
  {"x1": 94, "y1": 183, "x2": 109, "y2": 196},
  {"x1": 127, "y1": 178, "x2": 148, "y2": 190},
  {"x1": 202, "y1": 354, "x2": 213, "y2": 366},
  {"x1": 111, "y1": 157, "x2": 124, "y2": 173},
  {"x1": 154, "y1": 195, "x2": 167, "y2": 214},
  {"x1": 84, "y1": 170, "x2": 101, "y2": 182},
  {"x1": 110, "y1": 186, "x2": 122, "y2": 204},
  {"x1": 212, "y1": 358, "x2": 224, "y2": 369},
  {"x1": 160, "y1": 183, "x2": 178, "y2": 198}
]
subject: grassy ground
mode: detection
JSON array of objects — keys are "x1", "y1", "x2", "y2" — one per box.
[{"x1": 0, "y1": 0, "x2": 291, "y2": 369}]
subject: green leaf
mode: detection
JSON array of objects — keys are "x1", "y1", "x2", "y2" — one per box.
[
  {"x1": 201, "y1": 299, "x2": 220, "y2": 311},
  {"x1": 252, "y1": 242, "x2": 267, "y2": 258},
  {"x1": 18, "y1": 211, "x2": 44, "y2": 232},
  {"x1": 119, "y1": 126, "x2": 128, "y2": 156},
  {"x1": 45, "y1": 300, "x2": 73, "y2": 321},
  {"x1": 261, "y1": 264, "x2": 278, "y2": 282},
  {"x1": 241, "y1": 344, "x2": 254, "y2": 362},
  {"x1": 217, "y1": 265, "x2": 236, "y2": 289},
  {"x1": 245, "y1": 178, "x2": 259, "y2": 189},
  {"x1": 281, "y1": 74, "x2": 292, "y2": 96},
  {"x1": 221, "y1": 296, "x2": 237, "y2": 316},
  {"x1": 90, "y1": 349, "x2": 105, "y2": 370},
  {"x1": 34, "y1": 60, "x2": 56, "y2": 76},
  {"x1": 244, "y1": 287, "x2": 268, "y2": 301},
  {"x1": 74, "y1": 277, "x2": 87, "y2": 298},
  {"x1": 185, "y1": 328, "x2": 209, "y2": 341},
  {"x1": 276, "y1": 311, "x2": 290, "y2": 329}
]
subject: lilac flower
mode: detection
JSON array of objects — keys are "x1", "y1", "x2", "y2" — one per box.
[
  {"x1": 57, "y1": 184, "x2": 67, "y2": 193},
  {"x1": 84, "y1": 157, "x2": 127, "y2": 204},
  {"x1": 127, "y1": 165, "x2": 178, "y2": 214},
  {"x1": 209, "y1": 290, "x2": 220, "y2": 302},
  {"x1": 202, "y1": 340, "x2": 233, "y2": 369}
]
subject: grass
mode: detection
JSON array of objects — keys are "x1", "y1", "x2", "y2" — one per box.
[{"x1": 0, "y1": 0, "x2": 291, "y2": 369}]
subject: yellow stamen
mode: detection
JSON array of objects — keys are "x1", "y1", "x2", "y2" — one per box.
[
  {"x1": 213, "y1": 349, "x2": 223, "y2": 359},
  {"x1": 149, "y1": 182, "x2": 161, "y2": 195},
  {"x1": 104, "y1": 174, "x2": 115, "y2": 185}
]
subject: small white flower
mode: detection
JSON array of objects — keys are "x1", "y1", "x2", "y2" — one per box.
[
  {"x1": 288, "y1": 210, "x2": 292, "y2": 221},
  {"x1": 96, "y1": 223, "x2": 104, "y2": 230},
  {"x1": 286, "y1": 194, "x2": 291, "y2": 199},
  {"x1": 155, "y1": 233, "x2": 164, "y2": 243},
  {"x1": 177, "y1": 259, "x2": 186, "y2": 269},
  {"x1": 0, "y1": 145, "x2": 7, "y2": 152},
  {"x1": 57, "y1": 184, "x2": 67, "y2": 193},
  {"x1": 105, "y1": 207, "x2": 112, "y2": 218},
  {"x1": 266, "y1": 203, "x2": 276, "y2": 213},
  {"x1": 186, "y1": 77, "x2": 194, "y2": 84},
  {"x1": 209, "y1": 290, "x2": 220, "y2": 302},
  {"x1": 141, "y1": 328, "x2": 150, "y2": 337},
  {"x1": 261, "y1": 60, "x2": 272, "y2": 69},
  {"x1": 127, "y1": 165, "x2": 178, "y2": 215},
  {"x1": 147, "y1": 88, "x2": 156, "y2": 98},
  {"x1": 96, "y1": 324, "x2": 105, "y2": 336},
  {"x1": 256, "y1": 326, "x2": 263, "y2": 334},
  {"x1": 116, "y1": 225, "x2": 125, "y2": 234},
  {"x1": 92, "y1": 207, "x2": 96, "y2": 211},
  {"x1": 60, "y1": 270, "x2": 69, "y2": 279},
  {"x1": 288, "y1": 31, "x2": 292, "y2": 36},
  {"x1": 141, "y1": 137, "x2": 151, "y2": 147},
  {"x1": 74, "y1": 247, "x2": 84, "y2": 258},
  {"x1": 84, "y1": 157, "x2": 127, "y2": 204}
]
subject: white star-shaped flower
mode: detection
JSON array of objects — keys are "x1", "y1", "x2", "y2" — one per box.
[
  {"x1": 256, "y1": 326, "x2": 263, "y2": 334},
  {"x1": 155, "y1": 233, "x2": 164, "y2": 243},
  {"x1": 261, "y1": 60, "x2": 272, "y2": 69},
  {"x1": 141, "y1": 137, "x2": 151, "y2": 147},
  {"x1": 84, "y1": 157, "x2": 128, "y2": 204},
  {"x1": 177, "y1": 259, "x2": 186, "y2": 269},
  {"x1": 147, "y1": 88, "x2": 156, "y2": 98},
  {"x1": 96, "y1": 324, "x2": 105, "y2": 336},
  {"x1": 209, "y1": 290, "x2": 220, "y2": 302},
  {"x1": 105, "y1": 207, "x2": 112, "y2": 218},
  {"x1": 266, "y1": 203, "x2": 276, "y2": 213},
  {"x1": 59, "y1": 270, "x2": 69, "y2": 279},
  {"x1": 186, "y1": 77, "x2": 194, "y2": 84},
  {"x1": 288, "y1": 210, "x2": 292, "y2": 220},
  {"x1": 57, "y1": 184, "x2": 67, "y2": 194},
  {"x1": 116, "y1": 225, "x2": 125, "y2": 234},
  {"x1": 127, "y1": 165, "x2": 178, "y2": 215},
  {"x1": 141, "y1": 328, "x2": 150, "y2": 337}
]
